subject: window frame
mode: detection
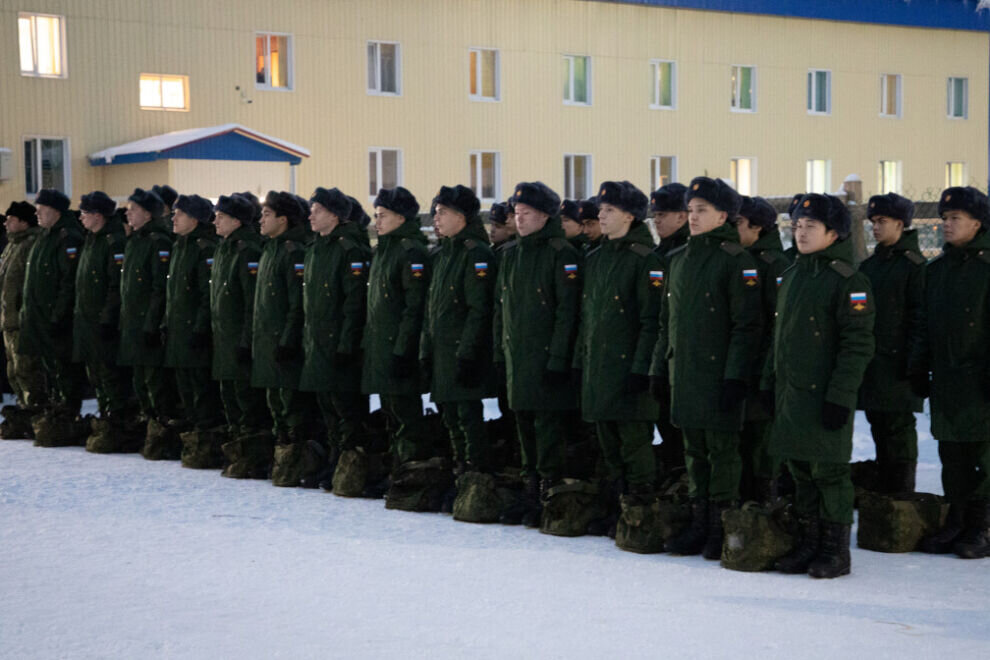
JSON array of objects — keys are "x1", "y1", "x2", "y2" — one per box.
[
  {"x1": 367, "y1": 40, "x2": 402, "y2": 96},
  {"x1": 468, "y1": 151, "x2": 501, "y2": 203},
  {"x1": 18, "y1": 12, "x2": 67, "y2": 79},
  {"x1": 255, "y1": 32, "x2": 294, "y2": 91},
  {"x1": 22, "y1": 135, "x2": 71, "y2": 199},
  {"x1": 878, "y1": 160, "x2": 903, "y2": 195},
  {"x1": 879, "y1": 73, "x2": 902, "y2": 118},
  {"x1": 730, "y1": 64, "x2": 756, "y2": 113},
  {"x1": 139, "y1": 73, "x2": 190, "y2": 111},
  {"x1": 805, "y1": 159, "x2": 831, "y2": 194},
  {"x1": 947, "y1": 77, "x2": 968, "y2": 120},
  {"x1": 729, "y1": 157, "x2": 757, "y2": 195},
  {"x1": 562, "y1": 54, "x2": 592, "y2": 106},
  {"x1": 563, "y1": 153, "x2": 593, "y2": 200},
  {"x1": 650, "y1": 155, "x2": 677, "y2": 191},
  {"x1": 945, "y1": 161, "x2": 967, "y2": 188},
  {"x1": 649, "y1": 59, "x2": 676, "y2": 110},
  {"x1": 468, "y1": 47, "x2": 500, "y2": 102},
  {"x1": 807, "y1": 69, "x2": 832, "y2": 116},
  {"x1": 368, "y1": 147, "x2": 403, "y2": 200}
]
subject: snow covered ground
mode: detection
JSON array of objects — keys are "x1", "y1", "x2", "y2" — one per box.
[{"x1": 1, "y1": 401, "x2": 988, "y2": 659}]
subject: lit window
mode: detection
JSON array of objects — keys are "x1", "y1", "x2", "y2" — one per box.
[
  {"x1": 730, "y1": 66, "x2": 755, "y2": 112},
  {"x1": 18, "y1": 13, "x2": 65, "y2": 78},
  {"x1": 946, "y1": 162, "x2": 967, "y2": 187},
  {"x1": 948, "y1": 77, "x2": 968, "y2": 119},
  {"x1": 806, "y1": 160, "x2": 831, "y2": 194},
  {"x1": 256, "y1": 33, "x2": 292, "y2": 90},
  {"x1": 730, "y1": 158, "x2": 756, "y2": 195},
  {"x1": 880, "y1": 74, "x2": 901, "y2": 117},
  {"x1": 369, "y1": 148, "x2": 401, "y2": 197},
  {"x1": 807, "y1": 69, "x2": 831, "y2": 115},
  {"x1": 563, "y1": 154, "x2": 592, "y2": 199},
  {"x1": 878, "y1": 161, "x2": 902, "y2": 194},
  {"x1": 469, "y1": 48, "x2": 499, "y2": 101},
  {"x1": 368, "y1": 42, "x2": 400, "y2": 95},
  {"x1": 469, "y1": 152, "x2": 500, "y2": 202},
  {"x1": 650, "y1": 156, "x2": 676, "y2": 190},
  {"x1": 140, "y1": 74, "x2": 189, "y2": 110},
  {"x1": 563, "y1": 55, "x2": 591, "y2": 105},
  {"x1": 650, "y1": 60, "x2": 675, "y2": 109},
  {"x1": 24, "y1": 137, "x2": 69, "y2": 197}
]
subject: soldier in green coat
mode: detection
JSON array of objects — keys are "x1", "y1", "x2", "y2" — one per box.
[
  {"x1": 364, "y1": 186, "x2": 430, "y2": 468},
  {"x1": 0, "y1": 202, "x2": 46, "y2": 437},
  {"x1": 653, "y1": 177, "x2": 763, "y2": 559},
  {"x1": 18, "y1": 189, "x2": 87, "y2": 424},
  {"x1": 576, "y1": 181, "x2": 661, "y2": 530},
  {"x1": 163, "y1": 195, "x2": 221, "y2": 431},
  {"x1": 734, "y1": 195, "x2": 790, "y2": 503},
  {"x1": 578, "y1": 200, "x2": 602, "y2": 252},
  {"x1": 74, "y1": 192, "x2": 132, "y2": 448},
  {"x1": 857, "y1": 193, "x2": 926, "y2": 494},
  {"x1": 252, "y1": 191, "x2": 309, "y2": 443},
  {"x1": 782, "y1": 194, "x2": 803, "y2": 264},
  {"x1": 560, "y1": 200, "x2": 589, "y2": 252},
  {"x1": 420, "y1": 185, "x2": 496, "y2": 475},
  {"x1": 494, "y1": 182, "x2": 582, "y2": 525},
  {"x1": 648, "y1": 183, "x2": 690, "y2": 473},
  {"x1": 488, "y1": 202, "x2": 515, "y2": 252},
  {"x1": 916, "y1": 187, "x2": 990, "y2": 559},
  {"x1": 765, "y1": 194, "x2": 875, "y2": 578}
]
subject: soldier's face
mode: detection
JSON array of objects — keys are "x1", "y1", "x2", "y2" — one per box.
[
  {"x1": 374, "y1": 206, "x2": 404, "y2": 236},
  {"x1": 687, "y1": 199, "x2": 727, "y2": 236},
  {"x1": 259, "y1": 206, "x2": 288, "y2": 238},
  {"x1": 582, "y1": 218, "x2": 601, "y2": 240},
  {"x1": 505, "y1": 211, "x2": 517, "y2": 234},
  {"x1": 514, "y1": 202, "x2": 549, "y2": 237},
  {"x1": 735, "y1": 216, "x2": 762, "y2": 247},
  {"x1": 489, "y1": 222, "x2": 511, "y2": 244},
  {"x1": 870, "y1": 215, "x2": 904, "y2": 247},
  {"x1": 36, "y1": 204, "x2": 59, "y2": 229},
  {"x1": 4, "y1": 215, "x2": 29, "y2": 234},
  {"x1": 561, "y1": 217, "x2": 582, "y2": 239},
  {"x1": 794, "y1": 218, "x2": 837, "y2": 254},
  {"x1": 598, "y1": 203, "x2": 634, "y2": 239},
  {"x1": 434, "y1": 204, "x2": 466, "y2": 238},
  {"x1": 213, "y1": 211, "x2": 241, "y2": 238},
  {"x1": 652, "y1": 210, "x2": 688, "y2": 239},
  {"x1": 126, "y1": 202, "x2": 151, "y2": 231},
  {"x1": 941, "y1": 210, "x2": 982, "y2": 247},
  {"x1": 172, "y1": 209, "x2": 198, "y2": 236},
  {"x1": 309, "y1": 202, "x2": 340, "y2": 236},
  {"x1": 80, "y1": 210, "x2": 106, "y2": 233}
]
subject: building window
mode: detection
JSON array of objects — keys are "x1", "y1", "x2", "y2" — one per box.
[
  {"x1": 946, "y1": 162, "x2": 967, "y2": 188},
  {"x1": 650, "y1": 60, "x2": 675, "y2": 109},
  {"x1": 947, "y1": 77, "x2": 968, "y2": 119},
  {"x1": 878, "y1": 161, "x2": 902, "y2": 194},
  {"x1": 650, "y1": 156, "x2": 676, "y2": 190},
  {"x1": 563, "y1": 154, "x2": 592, "y2": 199},
  {"x1": 24, "y1": 137, "x2": 69, "y2": 197},
  {"x1": 469, "y1": 48, "x2": 499, "y2": 101},
  {"x1": 563, "y1": 55, "x2": 590, "y2": 105},
  {"x1": 18, "y1": 12, "x2": 66, "y2": 78},
  {"x1": 880, "y1": 74, "x2": 901, "y2": 117},
  {"x1": 730, "y1": 65, "x2": 755, "y2": 112},
  {"x1": 256, "y1": 33, "x2": 292, "y2": 90},
  {"x1": 139, "y1": 74, "x2": 189, "y2": 110},
  {"x1": 806, "y1": 159, "x2": 831, "y2": 194},
  {"x1": 469, "y1": 152, "x2": 500, "y2": 203},
  {"x1": 367, "y1": 41, "x2": 400, "y2": 95},
  {"x1": 368, "y1": 148, "x2": 401, "y2": 197},
  {"x1": 807, "y1": 69, "x2": 831, "y2": 115},
  {"x1": 729, "y1": 158, "x2": 756, "y2": 195}
]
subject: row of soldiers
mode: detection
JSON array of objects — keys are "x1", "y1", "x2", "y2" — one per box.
[{"x1": 1, "y1": 176, "x2": 988, "y2": 579}]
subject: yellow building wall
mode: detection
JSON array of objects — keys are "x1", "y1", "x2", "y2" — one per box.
[
  {"x1": 167, "y1": 160, "x2": 290, "y2": 201},
  {"x1": 0, "y1": 0, "x2": 986, "y2": 210},
  {"x1": 100, "y1": 161, "x2": 168, "y2": 202}
]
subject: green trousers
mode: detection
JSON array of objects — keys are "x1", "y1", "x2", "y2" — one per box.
[
  {"x1": 42, "y1": 354, "x2": 85, "y2": 414},
  {"x1": 596, "y1": 420, "x2": 655, "y2": 487},
  {"x1": 316, "y1": 391, "x2": 368, "y2": 450},
  {"x1": 786, "y1": 459, "x2": 854, "y2": 525},
  {"x1": 3, "y1": 330, "x2": 47, "y2": 409},
  {"x1": 174, "y1": 367, "x2": 223, "y2": 429},
  {"x1": 514, "y1": 410, "x2": 567, "y2": 480},
  {"x1": 739, "y1": 419, "x2": 776, "y2": 500},
  {"x1": 682, "y1": 427, "x2": 742, "y2": 502},
  {"x1": 655, "y1": 394, "x2": 685, "y2": 470},
  {"x1": 380, "y1": 393, "x2": 424, "y2": 464},
  {"x1": 84, "y1": 358, "x2": 130, "y2": 417},
  {"x1": 266, "y1": 387, "x2": 309, "y2": 436},
  {"x1": 938, "y1": 441, "x2": 990, "y2": 504},
  {"x1": 441, "y1": 400, "x2": 488, "y2": 468},
  {"x1": 219, "y1": 378, "x2": 270, "y2": 433},
  {"x1": 133, "y1": 364, "x2": 177, "y2": 421},
  {"x1": 865, "y1": 409, "x2": 918, "y2": 463}
]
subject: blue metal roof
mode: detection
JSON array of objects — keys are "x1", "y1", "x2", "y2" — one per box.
[{"x1": 592, "y1": 0, "x2": 990, "y2": 31}]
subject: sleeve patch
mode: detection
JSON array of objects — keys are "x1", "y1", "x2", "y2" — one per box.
[
  {"x1": 206, "y1": 258, "x2": 214, "y2": 268},
  {"x1": 410, "y1": 263, "x2": 424, "y2": 278},
  {"x1": 474, "y1": 262, "x2": 489, "y2": 278},
  {"x1": 113, "y1": 253, "x2": 124, "y2": 266},
  {"x1": 649, "y1": 270, "x2": 664, "y2": 287},
  {"x1": 294, "y1": 263, "x2": 305, "y2": 277},
  {"x1": 350, "y1": 261, "x2": 365, "y2": 276},
  {"x1": 742, "y1": 269, "x2": 759, "y2": 286},
  {"x1": 564, "y1": 264, "x2": 579, "y2": 280},
  {"x1": 158, "y1": 250, "x2": 170, "y2": 262},
  {"x1": 66, "y1": 247, "x2": 78, "y2": 259},
  {"x1": 776, "y1": 276, "x2": 783, "y2": 288},
  {"x1": 247, "y1": 261, "x2": 259, "y2": 275},
  {"x1": 849, "y1": 291, "x2": 868, "y2": 312}
]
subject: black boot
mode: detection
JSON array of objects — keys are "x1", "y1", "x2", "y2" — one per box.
[
  {"x1": 319, "y1": 445, "x2": 343, "y2": 491},
  {"x1": 586, "y1": 477, "x2": 624, "y2": 537},
  {"x1": 522, "y1": 478, "x2": 552, "y2": 528},
  {"x1": 808, "y1": 522, "x2": 851, "y2": 579},
  {"x1": 775, "y1": 517, "x2": 821, "y2": 574},
  {"x1": 702, "y1": 501, "x2": 733, "y2": 560},
  {"x1": 919, "y1": 503, "x2": 964, "y2": 554},
  {"x1": 754, "y1": 477, "x2": 776, "y2": 506},
  {"x1": 953, "y1": 499, "x2": 990, "y2": 559},
  {"x1": 666, "y1": 498, "x2": 708, "y2": 556},
  {"x1": 884, "y1": 461, "x2": 916, "y2": 494}
]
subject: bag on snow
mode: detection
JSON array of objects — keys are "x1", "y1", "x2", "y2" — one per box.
[
  {"x1": 540, "y1": 479, "x2": 609, "y2": 537},
  {"x1": 452, "y1": 471, "x2": 502, "y2": 523},
  {"x1": 857, "y1": 491, "x2": 948, "y2": 553},
  {"x1": 385, "y1": 457, "x2": 454, "y2": 512},
  {"x1": 720, "y1": 500, "x2": 796, "y2": 572}
]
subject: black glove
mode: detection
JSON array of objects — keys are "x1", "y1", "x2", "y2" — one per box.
[
  {"x1": 542, "y1": 367, "x2": 570, "y2": 387},
  {"x1": 909, "y1": 372, "x2": 930, "y2": 399},
  {"x1": 235, "y1": 346, "x2": 252, "y2": 365},
  {"x1": 649, "y1": 375, "x2": 669, "y2": 403},
  {"x1": 419, "y1": 358, "x2": 433, "y2": 387},
  {"x1": 718, "y1": 379, "x2": 748, "y2": 412},
  {"x1": 274, "y1": 344, "x2": 299, "y2": 363},
  {"x1": 188, "y1": 332, "x2": 210, "y2": 350},
  {"x1": 624, "y1": 373, "x2": 650, "y2": 395},
  {"x1": 758, "y1": 390, "x2": 775, "y2": 417},
  {"x1": 494, "y1": 361, "x2": 507, "y2": 383},
  {"x1": 50, "y1": 315, "x2": 72, "y2": 334},
  {"x1": 390, "y1": 354, "x2": 416, "y2": 379},
  {"x1": 822, "y1": 401, "x2": 850, "y2": 431},
  {"x1": 332, "y1": 351, "x2": 354, "y2": 368},
  {"x1": 455, "y1": 358, "x2": 482, "y2": 388},
  {"x1": 99, "y1": 323, "x2": 117, "y2": 342},
  {"x1": 571, "y1": 367, "x2": 583, "y2": 387},
  {"x1": 143, "y1": 330, "x2": 161, "y2": 349}
]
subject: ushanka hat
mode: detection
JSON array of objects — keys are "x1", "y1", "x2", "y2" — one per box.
[
  {"x1": 79, "y1": 191, "x2": 116, "y2": 218},
  {"x1": 596, "y1": 181, "x2": 649, "y2": 221},
  {"x1": 35, "y1": 188, "x2": 71, "y2": 213},
  {"x1": 650, "y1": 182, "x2": 688, "y2": 214},
  {"x1": 737, "y1": 196, "x2": 778, "y2": 231},
  {"x1": 867, "y1": 193, "x2": 915, "y2": 228},
  {"x1": 938, "y1": 186, "x2": 990, "y2": 227},
  {"x1": 311, "y1": 187, "x2": 353, "y2": 220},
  {"x1": 373, "y1": 186, "x2": 420, "y2": 221},
  {"x1": 512, "y1": 181, "x2": 561, "y2": 217},
  {"x1": 684, "y1": 177, "x2": 742, "y2": 218},
  {"x1": 792, "y1": 193, "x2": 852, "y2": 239},
  {"x1": 128, "y1": 188, "x2": 165, "y2": 216},
  {"x1": 174, "y1": 194, "x2": 214, "y2": 223},
  {"x1": 434, "y1": 185, "x2": 481, "y2": 220}
]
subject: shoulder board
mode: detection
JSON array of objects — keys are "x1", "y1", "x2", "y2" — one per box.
[
  {"x1": 196, "y1": 237, "x2": 213, "y2": 250},
  {"x1": 666, "y1": 244, "x2": 688, "y2": 259},
  {"x1": 549, "y1": 237, "x2": 569, "y2": 252},
  {"x1": 927, "y1": 253, "x2": 944, "y2": 265},
  {"x1": 497, "y1": 239, "x2": 518, "y2": 252},
  {"x1": 59, "y1": 228, "x2": 69, "y2": 239},
  {"x1": 627, "y1": 242, "x2": 653, "y2": 258},
  {"x1": 400, "y1": 238, "x2": 421, "y2": 252},
  {"x1": 284, "y1": 240, "x2": 297, "y2": 252},
  {"x1": 977, "y1": 249, "x2": 990, "y2": 266},
  {"x1": 338, "y1": 237, "x2": 357, "y2": 251},
  {"x1": 758, "y1": 250, "x2": 776, "y2": 265},
  {"x1": 585, "y1": 244, "x2": 603, "y2": 258},
  {"x1": 719, "y1": 241, "x2": 744, "y2": 256},
  {"x1": 463, "y1": 238, "x2": 479, "y2": 250},
  {"x1": 902, "y1": 250, "x2": 925, "y2": 266},
  {"x1": 235, "y1": 239, "x2": 248, "y2": 252},
  {"x1": 828, "y1": 259, "x2": 856, "y2": 278}
]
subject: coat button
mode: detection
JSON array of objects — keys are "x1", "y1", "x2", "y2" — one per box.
[
  {"x1": 710, "y1": 355, "x2": 716, "y2": 360},
  {"x1": 810, "y1": 384, "x2": 816, "y2": 389},
  {"x1": 809, "y1": 316, "x2": 815, "y2": 321}
]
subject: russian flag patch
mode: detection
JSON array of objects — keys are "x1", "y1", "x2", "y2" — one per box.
[
  {"x1": 350, "y1": 261, "x2": 364, "y2": 276},
  {"x1": 158, "y1": 250, "x2": 170, "y2": 262},
  {"x1": 410, "y1": 263, "x2": 424, "y2": 278},
  {"x1": 564, "y1": 264, "x2": 578, "y2": 280},
  {"x1": 474, "y1": 262, "x2": 489, "y2": 278},
  {"x1": 850, "y1": 291, "x2": 868, "y2": 312},
  {"x1": 206, "y1": 258, "x2": 214, "y2": 268},
  {"x1": 649, "y1": 270, "x2": 664, "y2": 287},
  {"x1": 776, "y1": 276, "x2": 783, "y2": 287},
  {"x1": 294, "y1": 263, "x2": 304, "y2": 277},
  {"x1": 66, "y1": 247, "x2": 78, "y2": 259},
  {"x1": 247, "y1": 261, "x2": 259, "y2": 275},
  {"x1": 742, "y1": 269, "x2": 758, "y2": 286},
  {"x1": 113, "y1": 253, "x2": 124, "y2": 266}
]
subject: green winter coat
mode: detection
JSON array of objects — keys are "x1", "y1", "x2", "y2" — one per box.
[
  {"x1": 420, "y1": 220, "x2": 496, "y2": 402},
  {"x1": 577, "y1": 222, "x2": 662, "y2": 422},
  {"x1": 494, "y1": 217, "x2": 581, "y2": 411},
  {"x1": 210, "y1": 225, "x2": 262, "y2": 381},
  {"x1": 653, "y1": 222, "x2": 763, "y2": 432},
  {"x1": 764, "y1": 238, "x2": 876, "y2": 462},
  {"x1": 857, "y1": 230, "x2": 926, "y2": 413},
  {"x1": 251, "y1": 224, "x2": 307, "y2": 390},
  {"x1": 72, "y1": 218, "x2": 126, "y2": 362},
  {"x1": 361, "y1": 218, "x2": 430, "y2": 396},
  {"x1": 922, "y1": 228, "x2": 990, "y2": 443},
  {"x1": 299, "y1": 221, "x2": 371, "y2": 393},
  {"x1": 654, "y1": 222, "x2": 689, "y2": 269},
  {"x1": 745, "y1": 229, "x2": 791, "y2": 420},
  {"x1": 118, "y1": 218, "x2": 173, "y2": 367},
  {"x1": 163, "y1": 223, "x2": 217, "y2": 369},
  {"x1": 0, "y1": 226, "x2": 41, "y2": 332},
  {"x1": 18, "y1": 211, "x2": 84, "y2": 359}
]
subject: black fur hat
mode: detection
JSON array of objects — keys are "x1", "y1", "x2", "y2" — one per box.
[
  {"x1": 559, "y1": 200, "x2": 580, "y2": 221},
  {"x1": 373, "y1": 186, "x2": 420, "y2": 221},
  {"x1": 938, "y1": 186, "x2": 990, "y2": 227},
  {"x1": 128, "y1": 188, "x2": 165, "y2": 216},
  {"x1": 738, "y1": 196, "x2": 778, "y2": 232},
  {"x1": 650, "y1": 182, "x2": 688, "y2": 214},
  {"x1": 596, "y1": 181, "x2": 649, "y2": 221},
  {"x1": 264, "y1": 190, "x2": 305, "y2": 225},
  {"x1": 152, "y1": 184, "x2": 178, "y2": 209},
  {"x1": 311, "y1": 187, "x2": 352, "y2": 220},
  {"x1": 684, "y1": 177, "x2": 742, "y2": 217},
  {"x1": 3, "y1": 201, "x2": 37, "y2": 226},
  {"x1": 79, "y1": 191, "x2": 116, "y2": 218},
  {"x1": 35, "y1": 188, "x2": 70, "y2": 213},
  {"x1": 867, "y1": 193, "x2": 915, "y2": 228},
  {"x1": 216, "y1": 194, "x2": 255, "y2": 224},
  {"x1": 175, "y1": 194, "x2": 214, "y2": 223},
  {"x1": 578, "y1": 199, "x2": 599, "y2": 222},
  {"x1": 489, "y1": 202, "x2": 509, "y2": 226},
  {"x1": 513, "y1": 181, "x2": 561, "y2": 217},
  {"x1": 434, "y1": 185, "x2": 481, "y2": 220},
  {"x1": 785, "y1": 193, "x2": 804, "y2": 217},
  {"x1": 792, "y1": 193, "x2": 851, "y2": 239}
]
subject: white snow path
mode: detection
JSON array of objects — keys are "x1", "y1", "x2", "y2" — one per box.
[{"x1": 0, "y1": 406, "x2": 987, "y2": 659}]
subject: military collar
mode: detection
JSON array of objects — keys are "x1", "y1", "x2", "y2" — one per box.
[{"x1": 658, "y1": 222, "x2": 689, "y2": 253}]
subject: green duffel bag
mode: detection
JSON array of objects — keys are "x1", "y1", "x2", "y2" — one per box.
[
  {"x1": 0, "y1": 405, "x2": 35, "y2": 440},
  {"x1": 33, "y1": 412, "x2": 90, "y2": 449},
  {"x1": 857, "y1": 491, "x2": 948, "y2": 553},
  {"x1": 180, "y1": 428, "x2": 227, "y2": 469},
  {"x1": 385, "y1": 457, "x2": 453, "y2": 512},
  {"x1": 271, "y1": 442, "x2": 306, "y2": 487},
  {"x1": 452, "y1": 471, "x2": 501, "y2": 523},
  {"x1": 141, "y1": 418, "x2": 182, "y2": 460},
  {"x1": 720, "y1": 500, "x2": 796, "y2": 572},
  {"x1": 615, "y1": 492, "x2": 666, "y2": 554},
  {"x1": 540, "y1": 479, "x2": 609, "y2": 537},
  {"x1": 332, "y1": 448, "x2": 369, "y2": 496},
  {"x1": 221, "y1": 430, "x2": 274, "y2": 479}
]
